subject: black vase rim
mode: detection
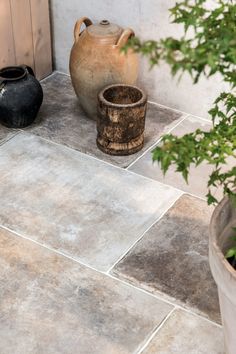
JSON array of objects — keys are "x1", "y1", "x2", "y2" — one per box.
[{"x1": 0, "y1": 66, "x2": 27, "y2": 82}]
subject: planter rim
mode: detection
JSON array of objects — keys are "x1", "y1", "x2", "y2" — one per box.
[
  {"x1": 98, "y1": 83, "x2": 147, "y2": 108},
  {"x1": 0, "y1": 66, "x2": 27, "y2": 82},
  {"x1": 210, "y1": 193, "x2": 236, "y2": 280}
]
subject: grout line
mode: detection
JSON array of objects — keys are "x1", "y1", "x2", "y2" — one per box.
[
  {"x1": 55, "y1": 70, "x2": 70, "y2": 77},
  {"x1": 111, "y1": 271, "x2": 222, "y2": 329},
  {"x1": 19, "y1": 130, "x2": 181, "y2": 196},
  {"x1": 0, "y1": 224, "x2": 102, "y2": 274},
  {"x1": 0, "y1": 223, "x2": 221, "y2": 329},
  {"x1": 0, "y1": 132, "x2": 20, "y2": 147},
  {"x1": 135, "y1": 303, "x2": 222, "y2": 354},
  {"x1": 135, "y1": 307, "x2": 177, "y2": 354},
  {"x1": 0, "y1": 223, "x2": 179, "y2": 310},
  {"x1": 106, "y1": 192, "x2": 183, "y2": 274},
  {"x1": 148, "y1": 100, "x2": 212, "y2": 123},
  {"x1": 21, "y1": 130, "x2": 131, "y2": 173},
  {"x1": 40, "y1": 71, "x2": 57, "y2": 83},
  {"x1": 178, "y1": 304, "x2": 222, "y2": 328},
  {"x1": 126, "y1": 114, "x2": 188, "y2": 170},
  {"x1": 0, "y1": 72, "x2": 221, "y2": 336},
  {"x1": 16, "y1": 130, "x2": 208, "y2": 204},
  {"x1": 108, "y1": 273, "x2": 182, "y2": 308},
  {"x1": 125, "y1": 167, "x2": 207, "y2": 202},
  {"x1": 16, "y1": 131, "x2": 208, "y2": 204},
  {"x1": 49, "y1": 70, "x2": 212, "y2": 124}
]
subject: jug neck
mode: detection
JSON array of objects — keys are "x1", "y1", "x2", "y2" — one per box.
[
  {"x1": 86, "y1": 20, "x2": 123, "y2": 45},
  {"x1": 0, "y1": 66, "x2": 27, "y2": 85}
]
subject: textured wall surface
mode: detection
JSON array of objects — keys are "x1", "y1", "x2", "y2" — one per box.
[{"x1": 50, "y1": 0, "x2": 226, "y2": 118}]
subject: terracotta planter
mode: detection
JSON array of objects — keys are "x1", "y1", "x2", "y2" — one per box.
[
  {"x1": 97, "y1": 84, "x2": 147, "y2": 155},
  {"x1": 69, "y1": 17, "x2": 139, "y2": 119},
  {"x1": 209, "y1": 194, "x2": 236, "y2": 354}
]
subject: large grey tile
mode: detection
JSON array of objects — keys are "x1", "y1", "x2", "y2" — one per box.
[
  {"x1": 129, "y1": 116, "x2": 215, "y2": 198},
  {"x1": 143, "y1": 309, "x2": 224, "y2": 354},
  {"x1": 26, "y1": 72, "x2": 183, "y2": 168},
  {"x1": 112, "y1": 195, "x2": 220, "y2": 323},
  {"x1": 0, "y1": 226, "x2": 173, "y2": 354},
  {"x1": 0, "y1": 132, "x2": 181, "y2": 271},
  {"x1": 0, "y1": 125, "x2": 17, "y2": 145}
]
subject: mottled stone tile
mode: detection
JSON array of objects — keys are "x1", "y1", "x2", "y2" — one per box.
[
  {"x1": 0, "y1": 125, "x2": 18, "y2": 146},
  {"x1": 143, "y1": 309, "x2": 224, "y2": 354},
  {"x1": 129, "y1": 116, "x2": 215, "y2": 198},
  {"x1": 0, "y1": 132, "x2": 181, "y2": 271},
  {"x1": 112, "y1": 195, "x2": 220, "y2": 323},
  {"x1": 0, "y1": 227, "x2": 173, "y2": 354},
  {"x1": 25, "y1": 72, "x2": 183, "y2": 168}
]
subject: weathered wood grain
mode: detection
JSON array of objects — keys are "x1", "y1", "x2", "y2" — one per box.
[
  {"x1": 0, "y1": 0, "x2": 52, "y2": 78},
  {"x1": 30, "y1": 0, "x2": 52, "y2": 79},
  {"x1": 10, "y1": 0, "x2": 34, "y2": 69},
  {"x1": 0, "y1": 0, "x2": 15, "y2": 68}
]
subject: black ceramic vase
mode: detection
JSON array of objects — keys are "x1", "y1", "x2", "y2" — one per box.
[{"x1": 0, "y1": 65, "x2": 43, "y2": 128}]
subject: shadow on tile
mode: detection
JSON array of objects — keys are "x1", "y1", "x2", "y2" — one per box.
[{"x1": 112, "y1": 194, "x2": 221, "y2": 323}]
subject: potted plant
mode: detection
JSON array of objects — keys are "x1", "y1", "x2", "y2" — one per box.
[{"x1": 125, "y1": 1, "x2": 236, "y2": 352}]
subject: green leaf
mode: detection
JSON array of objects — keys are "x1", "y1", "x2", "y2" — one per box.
[{"x1": 226, "y1": 247, "x2": 236, "y2": 259}]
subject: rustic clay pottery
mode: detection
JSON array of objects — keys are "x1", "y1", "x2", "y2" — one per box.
[
  {"x1": 209, "y1": 194, "x2": 236, "y2": 354},
  {"x1": 97, "y1": 84, "x2": 147, "y2": 155},
  {"x1": 0, "y1": 65, "x2": 43, "y2": 128},
  {"x1": 69, "y1": 17, "x2": 139, "y2": 119}
]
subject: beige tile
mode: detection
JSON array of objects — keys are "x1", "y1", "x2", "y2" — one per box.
[
  {"x1": 129, "y1": 116, "x2": 219, "y2": 199},
  {"x1": 0, "y1": 132, "x2": 181, "y2": 271},
  {"x1": 143, "y1": 309, "x2": 224, "y2": 354},
  {"x1": 0, "y1": 226, "x2": 173, "y2": 354}
]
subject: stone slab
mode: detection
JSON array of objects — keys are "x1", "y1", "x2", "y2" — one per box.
[
  {"x1": 129, "y1": 116, "x2": 214, "y2": 198},
  {"x1": 0, "y1": 125, "x2": 17, "y2": 146},
  {"x1": 0, "y1": 132, "x2": 181, "y2": 271},
  {"x1": 143, "y1": 309, "x2": 224, "y2": 354},
  {"x1": 25, "y1": 73, "x2": 183, "y2": 168},
  {"x1": 0, "y1": 226, "x2": 173, "y2": 354},
  {"x1": 112, "y1": 195, "x2": 220, "y2": 323}
]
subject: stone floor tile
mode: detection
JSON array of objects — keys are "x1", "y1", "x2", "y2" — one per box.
[
  {"x1": 0, "y1": 226, "x2": 173, "y2": 354},
  {"x1": 143, "y1": 309, "x2": 224, "y2": 354},
  {"x1": 112, "y1": 194, "x2": 220, "y2": 323},
  {"x1": 0, "y1": 132, "x2": 181, "y2": 271},
  {"x1": 25, "y1": 72, "x2": 183, "y2": 168},
  {"x1": 129, "y1": 116, "x2": 216, "y2": 199},
  {"x1": 0, "y1": 125, "x2": 17, "y2": 146}
]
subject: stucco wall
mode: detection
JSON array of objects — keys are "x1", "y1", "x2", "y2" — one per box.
[{"x1": 50, "y1": 0, "x2": 226, "y2": 118}]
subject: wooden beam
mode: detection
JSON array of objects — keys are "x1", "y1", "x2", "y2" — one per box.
[
  {"x1": 10, "y1": 0, "x2": 35, "y2": 70},
  {"x1": 0, "y1": 0, "x2": 16, "y2": 68},
  {"x1": 30, "y1": 0, "x2": 52, "y2": 79}
]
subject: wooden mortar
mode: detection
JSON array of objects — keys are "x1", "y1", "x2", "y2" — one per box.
[{"x1": 97, "y1": 84, "x2": 147, "y2": 156}]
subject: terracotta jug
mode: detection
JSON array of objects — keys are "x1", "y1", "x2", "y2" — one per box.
[{"x1": 69, "y1": 17, "x2": 139, "y2": 119}]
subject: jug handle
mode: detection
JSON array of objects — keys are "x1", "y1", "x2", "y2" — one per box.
[
  {"x1": 74, "y1": 17, "x2": 93, "y2": 43},
  {"x1": 0, "y1": 76, "x2": 6, "y2": 86},
  {"x1": 116, "y1": 28, "x2": 135, "y2": 49},
  {"x1": 21, "y1": 65, "x2": 35, "y2": 77}
]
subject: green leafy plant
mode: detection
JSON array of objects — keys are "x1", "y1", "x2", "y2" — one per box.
[{"x1": 124, "y1": 0, "x2": 236, "y2": 260}]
